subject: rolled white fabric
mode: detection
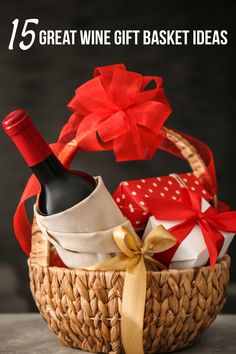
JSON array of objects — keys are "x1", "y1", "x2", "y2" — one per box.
[{"x1": 35, "y1": 176, "x2": 134, "y2": 268}]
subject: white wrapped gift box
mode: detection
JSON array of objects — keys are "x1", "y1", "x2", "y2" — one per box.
[{"x1": 144, "y1": 198, "x2": 235, "y2": 269}]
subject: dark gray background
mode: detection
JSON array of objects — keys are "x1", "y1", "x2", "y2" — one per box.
[{"x1": 0, "y1": 1, "x2": 235, "y2": 312}]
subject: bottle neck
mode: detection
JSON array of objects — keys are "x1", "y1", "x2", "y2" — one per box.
[
  {"x1": 2, "y1": 110, "x2": 96, "y2": 188},
  {"x1": 2, "y1": 110, "x2": 52, "y2": 167},
  {"x1": 31, "y1": 154, "x2": 66, "y2": 185}
]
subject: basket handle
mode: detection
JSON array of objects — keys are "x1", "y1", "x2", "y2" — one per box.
[
  {"x1": 30, "y1": 127, "x2": 217, "y2": 267},
  {"x1": 161, "y1": 127, "x2": 217, "y2": 205}
]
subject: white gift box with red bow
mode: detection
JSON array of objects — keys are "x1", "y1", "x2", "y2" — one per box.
[{"x1": 144, "y1": 197, "x2": 235, "y2": 269}]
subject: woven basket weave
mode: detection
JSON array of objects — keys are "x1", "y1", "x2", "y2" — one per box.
[{"x1": 28, "y1": 128, "x2": 231, "y2": 353}]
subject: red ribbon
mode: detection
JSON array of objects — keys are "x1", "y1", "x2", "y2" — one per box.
[
  {"x1": 146, "y1": 188, "x2": 236, "y2": 267},
  {"x1": 65, "y1": 63, "x2": 171, "y2": 161}
]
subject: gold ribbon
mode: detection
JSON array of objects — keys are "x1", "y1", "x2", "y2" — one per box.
[{"x1": 88, "y1": 225, "x2": 177, "y2": 354}]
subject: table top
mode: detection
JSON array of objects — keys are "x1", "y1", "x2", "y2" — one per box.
[{"x1": 0, "y1": 314, "x2": 235, "y2": 354}]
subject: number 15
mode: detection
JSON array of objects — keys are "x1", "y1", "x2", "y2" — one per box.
[{"x1": 8, "y1": 19, "x2": 39, "y2": 51}]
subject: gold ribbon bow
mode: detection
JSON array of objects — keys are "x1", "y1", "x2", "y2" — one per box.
[{"x1": 89, "y1": 225, "x2": 177, "y2": 354}]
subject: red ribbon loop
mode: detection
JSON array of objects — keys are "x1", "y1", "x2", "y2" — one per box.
[
  {"x1": 67, "y1": 64, "x2": 171, "y2": 161},
  {"x1": 146, "y1": 188, "x2": 236, "y2": 267}
]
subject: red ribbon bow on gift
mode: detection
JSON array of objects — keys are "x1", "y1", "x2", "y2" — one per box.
[
  {"x1": 146, "y1": 188, "x2": 236, "y2": 267},
  {"x1": 64, "y1": 63, "x2": 171, "y2": 161}
]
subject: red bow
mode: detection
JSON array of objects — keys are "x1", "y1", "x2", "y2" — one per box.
[
  {"x1": 65, "y1": 63, "x2": 171, "y2": 161},
  {"x1": 146, "y1": 188, "x2": 236, "y2": 267}
]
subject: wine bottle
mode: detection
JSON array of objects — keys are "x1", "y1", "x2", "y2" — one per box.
[{"x1": 2, "y1": 109, "x2": 96, "y2": 215}]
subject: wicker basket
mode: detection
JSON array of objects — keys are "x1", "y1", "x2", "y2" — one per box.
[{"x1": 28, "y1": 128, "x2": 231, "y2": 353}]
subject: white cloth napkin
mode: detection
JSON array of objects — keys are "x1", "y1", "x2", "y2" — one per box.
[{"x1": 35, "y1": 176, "x2": 134, "y2": 268}]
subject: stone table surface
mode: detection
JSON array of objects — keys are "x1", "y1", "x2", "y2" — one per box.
[{"x1": 0, "y1": 314, "x2": 235, "y2": 354}]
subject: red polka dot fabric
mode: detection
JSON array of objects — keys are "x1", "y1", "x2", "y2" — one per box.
[{"x1": 113, "y1": 173, "x2": 212, "y2": 230}]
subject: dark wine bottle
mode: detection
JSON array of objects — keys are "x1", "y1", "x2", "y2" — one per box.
[{"x1": 2, "y1": 109, "x2": 96, "y2": 215}]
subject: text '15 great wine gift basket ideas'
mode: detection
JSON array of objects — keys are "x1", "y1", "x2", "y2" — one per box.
[{"x1": 2, "y1": 64, "x2": 236, "y2": 354}]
